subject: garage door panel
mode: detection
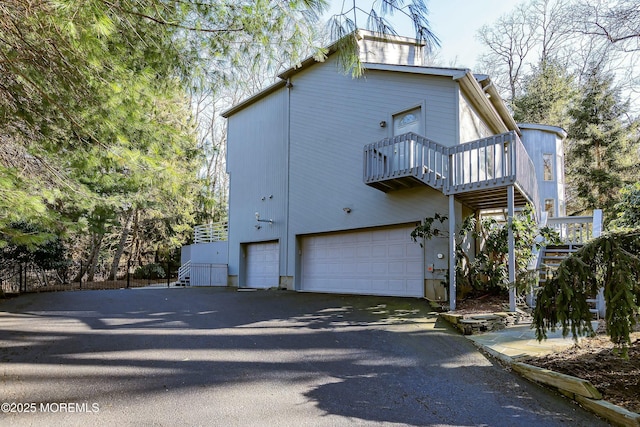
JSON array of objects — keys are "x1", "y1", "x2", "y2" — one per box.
[
  {"x1": 371, "y1": 263, "x2": 388, "y2": 274},
  {"x1": 246, "y1": 242, "x2": 279, "y2": 289},
  {"x1": 356, "y1": 246, "x2": 371, "y2": 257},
  {"x1": 301, "y1": 225, "x2": 423, "y2": 298},
  {"x1": 407, "y1": 261, "x2": 423, "y2": 274},
  {"x1": 371, "y1": 244, "x2": 388, "y2": 258},
  {"x1": 341, "y1": 246, "x2": 357, "y2": 259}
]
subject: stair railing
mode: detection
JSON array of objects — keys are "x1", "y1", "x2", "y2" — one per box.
[
  {"x1": 545, "y1": 210, "x2": 602, "y2": 245},
  {"x1": 530, "y1": 209, "x2": 605, "y2": 316},
  {"x1": 526, "y1": 212, "x2": 549, "y2": 307},
  {"x1": 178, "y1": 260, "x2": 191, "y2": 285}
]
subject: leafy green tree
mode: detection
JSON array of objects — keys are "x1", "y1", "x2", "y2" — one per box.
[
  {"x1": 0, "y1": 222, "x2": 68, "y2": 271},
  {"x1": 0, "y1": 0, "x2": 328, "y2": 247},
  {"x1": 566, "y1": 66, "x2": 640, "y2": 219}
]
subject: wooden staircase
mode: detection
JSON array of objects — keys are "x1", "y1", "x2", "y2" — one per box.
[{"x1": 538, "y1": 244, "x2": 601, "y2": 318}]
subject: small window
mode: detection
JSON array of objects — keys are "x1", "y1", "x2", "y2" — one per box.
[
  {"x1": 393, "y1": 107, "x2": 422, "y2": 136},
  {"x1": 399, "y1": 113, "x2": 418, "y2": 127},
  {"x1": 545, "y1": 199, "x2": 555, "y2": 218},
  {"x1": 543, "y1": 153, "x2": 554, "y2": 181}
]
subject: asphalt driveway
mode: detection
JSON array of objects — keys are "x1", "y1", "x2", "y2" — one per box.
[{"x1": 0, "y1": 287, "x2": 605, "y2": 426}]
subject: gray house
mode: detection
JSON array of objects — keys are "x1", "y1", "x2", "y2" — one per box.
[
  {"x1": 178, "y1": 31, "x2": 602, "y2": 312},
  {"x1": 209, "y1": 30, "x2": 570, "y2": 309}
]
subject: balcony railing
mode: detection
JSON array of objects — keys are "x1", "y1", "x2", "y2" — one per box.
[
  {"x1": 363, "y1": 132, "x2": 448, "y2": 192},
  {"x1": 194, "y1": 221, "x2": 228, "y2": 243},
  {"x1": 364, "y1": 131, "x2": 539, "y2": 210}
]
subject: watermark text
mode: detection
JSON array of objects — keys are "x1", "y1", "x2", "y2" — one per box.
[{"x1": 1, "y1": 402, "x2": 99, "y2": 414}]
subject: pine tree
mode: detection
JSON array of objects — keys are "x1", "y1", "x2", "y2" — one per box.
[
  {"x1": 512, "y1": 60, "x2": 576, "y2": 129},
  {"x1": 566, "y1": 66, "x2": 640, "y2": 221}
]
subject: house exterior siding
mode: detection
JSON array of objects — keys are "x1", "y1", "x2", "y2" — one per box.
[
  {"x1": 459, "y1": 92, "x2": 492, "y2": 143},
  {"x1": 226, "y1": 88, "x2": 289, "y2": 284},
  {"x1": 518, "y1": 124, "x2": 567, "y2": 217}
]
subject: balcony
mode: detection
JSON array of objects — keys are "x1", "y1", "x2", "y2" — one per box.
[
  {"x1": 363, "y1": 132, "x2": 448, "y2": 192},
  {"x1": 364, "y1": 131, "x2": 539, "y2": 211}
]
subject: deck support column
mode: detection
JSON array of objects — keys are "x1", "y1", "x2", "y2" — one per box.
[
  {"x1": 507, "y1": 185, "x2": 516, "y2": 312},
  {"x1": 449, "y1": 194, "x2": 456, "y2": 311}
]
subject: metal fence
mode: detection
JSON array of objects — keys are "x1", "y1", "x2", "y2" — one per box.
[{"x1": 0, "y1": 260, "x2": 178, "y2": 296}]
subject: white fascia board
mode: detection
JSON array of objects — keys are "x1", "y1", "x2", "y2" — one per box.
[
  {"x1": 454, "y1": 71, "x2": 514, "y2": 135},
  {"x1": 518, "y1": 123, "x2": 568, "y2": 139},
  {"x1": 363, "y1": 62, "x2": 469, "y2": 79}
]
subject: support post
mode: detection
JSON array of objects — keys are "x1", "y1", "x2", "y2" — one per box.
[
  {"x1": 592, "y1": 209, "x2": 603, "y2": 238},
  {"x1": 507, "y1": 185, "x2": 516, "y2": 312},
  {"x1": 449, "y1": 195, "x2": 456, "y2": 311},
  {"x1": 593, "y1": 209, "x2": 605, "y2": 316},
  {"x1": 167, "y1": 261, "x2": 171, "y2": 288}
]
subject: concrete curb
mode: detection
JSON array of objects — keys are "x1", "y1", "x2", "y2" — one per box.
[
  {"x1": 512, "y1": 362, "x2": 639, "y2": 427},
  {"x1": 440, "y1": 314, "x2": 640, "y2": 427}
]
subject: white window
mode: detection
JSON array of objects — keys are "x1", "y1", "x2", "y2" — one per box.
[
  {"x1": 393, "y1": 107, "x2": 422, "y2": 136},
  {"x1": 545, "y1": 199, "x2": 555, "y2": 218},
  {"x1": 543, "y1": 153, "x2": 554, "y2": 181}
]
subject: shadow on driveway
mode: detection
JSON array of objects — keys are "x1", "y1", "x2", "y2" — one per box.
[{"x1": 0, "y1": 288, "x2": 604, "y2": 426}]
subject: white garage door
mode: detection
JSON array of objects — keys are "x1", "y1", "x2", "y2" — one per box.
[
  {"x1": 301, "y1": 225, "x2": 423, "y2": 297},
  {"x1": 245, "y1": 241, "x2": 279, "y2": 288}
]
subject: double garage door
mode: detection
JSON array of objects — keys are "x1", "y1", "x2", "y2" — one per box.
[{"x1": 301, "y1": 224, "x2": 424, "y2": 298}]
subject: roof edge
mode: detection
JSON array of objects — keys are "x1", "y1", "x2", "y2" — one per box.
[
  {"x1": 454, "y1": 71, "x2": 517, "y2": 135},
  {"x1": 518, "y1": 123, "x2": 568, "y2": 139},
  {"x1": 221, "y1": 80, "x2": 287, "y2": 118},
  {"x1": 363, "y1": 62, "x2": 469, "y2": 78}
]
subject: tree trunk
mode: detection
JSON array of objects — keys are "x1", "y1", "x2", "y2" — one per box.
[
  {"x1": 86, "y1": 233, "x2": 104, "y2": 282},
  {"x1": 126, "y1": 208, "x2": 140, "y2": 268},
  {"x1": 108, "y1": 209, "x2": 134, "y2": 280},
  {"x1": 74, "y1": 232, "x2": 103, "y2": 283}
]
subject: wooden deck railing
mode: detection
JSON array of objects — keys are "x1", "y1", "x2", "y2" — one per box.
[
  {"x1": 514, "y1": 135, "x2": 540, "y2": 213},
  {"x1": 364, "y1": 131, "x2": 539, "y2": 208},
  {"x1": 363, "y1": 132, "x2": 448, "y2": 190},
  {"x1": 194, "y1": 222, "x2": 228, "y2": 243}
]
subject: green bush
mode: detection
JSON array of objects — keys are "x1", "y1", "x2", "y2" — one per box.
[
  {"x1": 133, "y1": 263, "x2": 166, "y2": 279},
  {"x1": 411, "y1": 205, "x2": 560, "y2": 297}
]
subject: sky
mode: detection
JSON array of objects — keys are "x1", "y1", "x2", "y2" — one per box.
[
  {"x1": 426, "y1": 0, "x2": 520, "y2": 67},
  {"x1": 324, "y1": 0, "x2": 521, "y2": 69}
]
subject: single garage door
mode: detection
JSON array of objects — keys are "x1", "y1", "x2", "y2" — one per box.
[
  {"x1": 245, "y1": 241, "x2": 279, "y2": 288},
  {"x1": 301, "y1": 224, "x2": 423, "y2": 297}
]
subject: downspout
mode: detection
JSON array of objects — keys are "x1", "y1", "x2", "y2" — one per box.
[
  {"x1": 449, "y1": 195, "x2": 456, "y2": 311},
  {"x1": 507, "y1": 185, "x2": 516, "y2": 312},
  {"x1": 285, "y1": 78, "x2": 292, "y2": 289}
]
